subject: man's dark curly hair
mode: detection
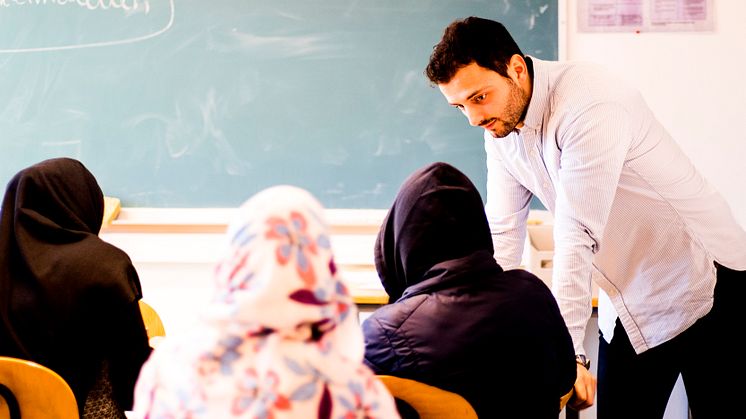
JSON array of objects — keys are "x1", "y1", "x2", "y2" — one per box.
[{"x1": 425, "y1": 17, "x2": 524, "y2": 85}]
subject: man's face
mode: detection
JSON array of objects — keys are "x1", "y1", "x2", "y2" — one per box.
[{"x1": 438, "y1": 62, "x2": 529, "y2": 138}]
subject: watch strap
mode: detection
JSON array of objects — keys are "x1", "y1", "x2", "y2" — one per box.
[{"x1": 575, "y1": 354, "x2": 591, "y2": 370}]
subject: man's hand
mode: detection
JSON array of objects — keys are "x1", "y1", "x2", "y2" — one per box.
[{"x1": 570, "y1": 363, "x2": 596, "y2": 410}]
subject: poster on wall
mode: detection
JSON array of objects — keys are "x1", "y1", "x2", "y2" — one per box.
[{"x1": 578, "y1": 0, "x2": 714, "y2": 32}]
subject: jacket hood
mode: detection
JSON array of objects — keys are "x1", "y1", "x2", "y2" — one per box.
[{"x1": 375, "y1": 162, "x2": 495, "y2": 301}]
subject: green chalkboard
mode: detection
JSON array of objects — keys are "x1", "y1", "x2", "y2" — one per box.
[{"x1": 0, "y1": 0, "x2": 557, "y2": 208}]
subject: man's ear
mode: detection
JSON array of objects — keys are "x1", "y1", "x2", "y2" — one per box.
[{"x1": 508, "y1": 54, "x2": 528, "y2": 81}]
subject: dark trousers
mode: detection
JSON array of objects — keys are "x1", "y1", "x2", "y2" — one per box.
[{"x1": 597, "y1": 263, "x2": 746, "y2": 419}]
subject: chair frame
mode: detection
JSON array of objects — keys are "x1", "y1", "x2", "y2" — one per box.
[
  {"x1": 378, "y1": 375, "x2": 577, "y2": 418},
  {"x1": 0, "y1": 356, "x2": 78, "y2": 419},
  {"x1": 139, "y1": 299, "x2": 166, "y2": 347},
  {"x1": 377, "y1": 375, "x2": 478, "y2": 419}
]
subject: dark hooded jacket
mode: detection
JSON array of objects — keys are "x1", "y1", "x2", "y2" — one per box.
[
  {"x1": 0, "y1": 158, "x2": 152, "y2": 414},
  {"x1": 362, "y1": 162, "x2": 576, "y2": 418}
]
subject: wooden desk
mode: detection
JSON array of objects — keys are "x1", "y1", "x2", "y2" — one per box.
[
  {"x1": 351, "y1": 288, "x2": 388, "y2": 305},
  {"x1": 351, "y1": 287, "x2": 598, "y2": 307}
]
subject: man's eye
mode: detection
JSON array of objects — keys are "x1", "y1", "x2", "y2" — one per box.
[{"x1": 474, "y1": 94, "x2": 486, "y2": 103}]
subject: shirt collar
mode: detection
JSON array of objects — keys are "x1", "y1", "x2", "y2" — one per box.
[{"x1": 520, "y1": 56, "x2": 550, "y2": 132}]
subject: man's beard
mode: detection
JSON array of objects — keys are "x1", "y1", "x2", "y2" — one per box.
[{"x1": 485, "y1": 79, "x2": 528, "y2": 138}]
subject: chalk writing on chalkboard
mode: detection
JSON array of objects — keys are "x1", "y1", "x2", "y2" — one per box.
[{"x1": 0, "y1": 0, "x2": 174, "y2": 53}]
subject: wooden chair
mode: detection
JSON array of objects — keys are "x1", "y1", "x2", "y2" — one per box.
[
  {"x1": 377, "y1": 375, "x2": 477, "y2": 419},
  {"x1": 0, "y1": 356, "x2": 78, "y2": 419},
  {"x1": 139, "y1": 300, "x2": 166, "y2": 347}
]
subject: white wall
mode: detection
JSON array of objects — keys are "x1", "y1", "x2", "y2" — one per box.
[{"x1": 563, "y1": 0, "x2": 746, "y2": 226}]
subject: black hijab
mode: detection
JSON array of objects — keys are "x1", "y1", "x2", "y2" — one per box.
[
  {"x1": 0, "y1": 157, "x2": 145, "y2": 408},
  {"x1": 375, "y1": 162, "x2": 497, "y2": 302}
]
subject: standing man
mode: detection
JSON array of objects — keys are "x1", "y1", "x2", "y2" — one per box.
[{"x1": 425, "y1": 16, "x2": 746, "y2": 418}]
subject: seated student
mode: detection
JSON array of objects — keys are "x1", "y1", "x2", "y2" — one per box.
[
  {"x1": 132, "y1": 185, "x2": 399, "y2": 418},
  {"x1": 363, "y1": 162, "x2": 577, "y2": 418},
  {"x1": 0, "y1": 157, "x2": 152, "y2": 418}
]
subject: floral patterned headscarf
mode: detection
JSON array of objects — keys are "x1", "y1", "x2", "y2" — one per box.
[{"x1": 132, "y1": 186, "x2": 399, "y2": 419}]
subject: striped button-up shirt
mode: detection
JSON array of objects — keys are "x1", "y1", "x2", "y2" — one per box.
[{"x1": 485, "y1": 57, "x2": 746, "y2": 354}]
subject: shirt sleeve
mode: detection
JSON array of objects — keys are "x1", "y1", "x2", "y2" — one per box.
[
  {"x1": 484, "y1": 134, "x2": 533, "y2": 270},
  {"x1": 553, "y1": 101, "x2": 633, "y2": 353}
]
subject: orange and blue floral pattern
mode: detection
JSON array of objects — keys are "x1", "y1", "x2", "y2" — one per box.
[{"x1": 266, "y1": 211, "x2": 319, "y2": 287}]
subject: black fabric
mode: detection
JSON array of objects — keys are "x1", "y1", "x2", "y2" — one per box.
[
  {"x1": 363, "y1": 162, "x2": 576, "y2": 419},
  {"x1": 597, "y1": 263, "x2": 746, "y2": 419},
  {"x1": 394, "y1": 398, "x2": 419, "y2": 419},
  {"x1": 0, "y1": 158, "x2": 152, "y2": 414},
  {"x1": 374, "y1": 161, "x2": 496, "y2": 302}
]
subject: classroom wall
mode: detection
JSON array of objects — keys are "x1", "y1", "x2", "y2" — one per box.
[{"x1": 564, "y1": 1, "x2": 746, "y2": 227}]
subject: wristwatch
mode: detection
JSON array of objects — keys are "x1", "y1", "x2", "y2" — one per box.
[{"x1": 575, "y1": 354, "x2": 591, "y2": 370}]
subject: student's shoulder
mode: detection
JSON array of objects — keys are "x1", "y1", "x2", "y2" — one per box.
[
  {"x1": 501, "y1": 266, "x2": 545, "y2": 283},
  {"x1": 84, "y1": 241, "x2": 139, "y2": 281},
  {"x1": 500, "y1": 268, "x2": 556, "y2": 300},
  {"x1": 362, "y1": 294, "x2": 429, "y2": 331},
  {"x1": 490, "y1": 270, "x2": 566, "y2": 329}
]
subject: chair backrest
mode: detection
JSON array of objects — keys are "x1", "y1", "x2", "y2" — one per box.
[
  {"x1": 0, "y1": 356, "x2": 78, "y2": 419},
  {"x1": 139, "y1": 300, "x2": 166, "y2": 347},
  {"x1": 377, "y1": 375, "x2": 477, "y2": 419}
]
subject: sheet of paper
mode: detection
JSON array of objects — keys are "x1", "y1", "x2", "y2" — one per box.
[{"x1": 578, "y1": 0, "x2": 713, "y2": 32}]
